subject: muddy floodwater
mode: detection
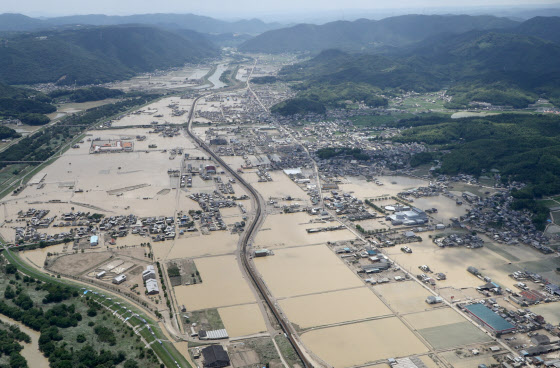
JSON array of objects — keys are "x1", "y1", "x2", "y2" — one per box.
[
  {"x1": 255, "y1": 212, "x2": 355, "y2": 248},
  {"x1": 0, "y1": 314, "x2": 49, "y2": 368},
  {"x1": 340, "y1": 175, "x2": 428, "y2": 199},
  {"x1": 301, "y1": 317, "x2": 428, "y2": 367},
  {"x1": 255, "y1": 244, "x2": 364, "y2": 298},
  {"x1": 174, "y1": 255, "x2": 255, "y2": 311},
  {"x1": 207, "y1": 64, "x2": 228, "y2": 89},
  {"x1": 218, "y1": 303, "x2": 267, "y2": 338},
  {"x1": 279, "y1": 287, "x2": 391, "y2": 329}
]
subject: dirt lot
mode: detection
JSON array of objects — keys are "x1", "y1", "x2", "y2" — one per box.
[{"x1": 47, "y1": 251, "x2": 112, "y2": 276}]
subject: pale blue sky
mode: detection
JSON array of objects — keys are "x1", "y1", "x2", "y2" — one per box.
[{"x1": 6, "y1": 0, "x2": 559, "y2": 18}]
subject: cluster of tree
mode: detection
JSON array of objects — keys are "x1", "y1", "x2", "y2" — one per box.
[
  {"x1": 94, "y1": 326, "x2": 117, "y2": 346},
  {"x1": 394, "y1": 113, "x2": 560, "y2": 229},
  {"x1": 0, "y1": 126, "x2": 21, "y2": 140},
  {"x1": 0, "y1": 82, "x2": 56, "y2": 126},
  {"x1": 271, "y1": 98, "x2": 326, "y2": 116},
  {"x1": 316, "y1": 147, "x2": 369, "y2": 161},
  {"x1": 251, "y1": 76, "x2": 277, "y2": 84},
  {"x1": 48, "y1": 87, "x2": 125, "y2": 103},
  {"x1": 288, "y1": 82, "x2": 389, "y2": 109},
  {"x1": 0, "y1": 322, "x2": 31, "y2": 368}
]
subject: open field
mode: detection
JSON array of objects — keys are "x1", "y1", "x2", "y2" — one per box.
[
  {"x1": 255, "y1": 244, "x2": 364, "y2": 298},
  {"x1": 301, "y1": 318, "x2": 429, "y2": 367},
  {"x1": 254, "y1": 212, "x2": 355, "y2": 248},
  {"x1": 279, "y1": 287, "x2": 392, "y2": 329},
  {"x1": 440, "y1": 350, "x2": 499, "y2": 368},
  {"x1": 218, "y1": 303, "x2": 267, "y2": 338},
  {"x1": 174, "y1": 254, "x2": 255, "y2": 310}
]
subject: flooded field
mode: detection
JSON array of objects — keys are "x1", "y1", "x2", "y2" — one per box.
[
  {"x1": 412, "y1": 195, "x2": 468, "y2": 224},
  {"x1": 164, "y1": 231, "x2": 240, "y2": 260},
  {"x1": 301, "y1": 318, "x2": 428, "y2": 367},
  {"x1": 0, "y1": 314, "x2": 49, "y2": 368},
  {"x1": 110, "y1": 97, "x2": 193, "y2": 127},
  {"x1": 109, "y1": 65, "x2": 211, "y2": 91},
  {"x1": 386, "y1": 240, "x2": 544, "y2": 290},
  {"x1": 529, "y1": 302, "x2": 560, "y2": 325},
  {"x1": 374, "y1": 281, "x2": 436, "y2": 314},
  {"x1": 249, "y1": 171, "x2": 309, "y2": 201},
  {"x1": 340, "y1": 176, "x2": 428, "y2": 199},
  {"x1": 218, "y1": 303, "x2": 267, "y2": 338},
  {"x1": 279, "y1": 287, "x2": 391, "y2": 329},
  {"x1": 254, "y1": 212, "x2": 355, "y2": 248},
  {"x1": 404, "y1": 308, "x2": 491, "y2": 349},
  {"x1": 254, "y1": 244, "x2": 364, "y2": 299},
  {"x1": 174, "y1": 255, "x2": 255, "y2": 310}
]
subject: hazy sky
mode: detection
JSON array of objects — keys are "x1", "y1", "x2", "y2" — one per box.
[{"x1": 6, "y1": 0, "x2": 559, "y2": 17}]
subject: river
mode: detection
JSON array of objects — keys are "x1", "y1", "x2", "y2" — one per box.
[{"x1": 0, "y1": 314, "x2": 49, "y2": 368}]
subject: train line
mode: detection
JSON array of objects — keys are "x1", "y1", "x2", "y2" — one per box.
[{"x1": 185, "y1": 92, "x2": 313, "y2": 368}]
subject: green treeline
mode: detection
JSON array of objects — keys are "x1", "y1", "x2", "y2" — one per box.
[
  {"x1": 316, "y1": 147, "x2": 369, "y2": 161},
  {"x1": 271, "y1": 98, "x2": 326, "y2": 116},
  {"x1": 48, "y1": 87, "x2": 125, "y2": 103}
]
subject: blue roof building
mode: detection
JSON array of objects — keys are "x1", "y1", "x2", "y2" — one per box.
[{"x1": 464, "y1": 303, "x2": 515, "y2": 335}]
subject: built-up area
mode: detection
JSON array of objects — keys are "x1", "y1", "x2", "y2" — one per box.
[{"x1": 1, "y1": 55, "x2": 559, "y2": 368}]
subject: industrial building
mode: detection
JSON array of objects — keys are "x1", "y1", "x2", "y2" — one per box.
[
  {"x1": 113, "y1": 274, "x2": 126, "y2": 285},
  {"x1": 145, "y1": 279, "x2": 159, "y2": 294},
  {"x1": 90, "y1": 139, "x2": 134, "y2": 153},
  {"x1": 464, "y1": 303, "x2": 516, "y2": 335},
  {"x1": 142, "y1": 265, "x2": 156, "y2": 281},
  {"x1": 198, "y1": 329, "x2": 228, "y2": 340},
  {"x1": 201, "y1": 345, "x2": 230, "y2": 368},
  {"x1": 386, "y1": 207, "x2": 428, "y2": 226}
]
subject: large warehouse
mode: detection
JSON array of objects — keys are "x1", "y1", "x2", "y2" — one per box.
[{"x1": 464, "y1": 304, "x2": 516, "y2": 335}]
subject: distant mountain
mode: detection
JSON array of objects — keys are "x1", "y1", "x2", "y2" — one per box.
[
  {"x1": 0, "y1": 13, "x2": 46, "y2": 32},
  {"x1": 277, "y1": 29, "x2": 560, "y2": 108},
  {"x1": 513, "y1": 16, "x2": 560, "y2": 44},
  {"x1": 239, "y1": 14, "x2": 519, "y2": 53},
  {"x1": 0, "y1": 12, "x2": 282, "y2": 34},
  {"x1": 0, "y1": 25, "x2": 218, "y2": 85}
]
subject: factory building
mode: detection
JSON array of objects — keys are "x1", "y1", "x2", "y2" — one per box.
[
  {"x1": 142, "y1": 265, "x2": 156, "y2": 281},
  {"x1": 113, "y1": 274, "x2": 126, "y2": 285},
  {"x1": 386, "y1": 207, "x2": 428, "y2": 226},
  {"x1": 145, "y1": 279, "x2": 159, "y2": 294},
  {"x1": 464, "y1": 303, "x2": 516, "y2": 335},
  {"x1": 201, "y1": 345, "x2": 230, "y2": 368}
]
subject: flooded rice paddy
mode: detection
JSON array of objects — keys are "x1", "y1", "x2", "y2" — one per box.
[
  {"x1": 301, "y1": 317, "x2": 429, "y2": 367},
  {"x1": 374, "y1": 281, "x2": 437, "y2": 314},
  {"x1": 218, "y1": 303, "x2": 267, "y2": 338},
  {"x1": 254, "y1": 212, "x2": 355, "y2": 248},
  {"x1": 174, "y1": 255, "x2": 255, "y2": 311},
  {"x1": 279, "y1": 287, "x2": 391, "y2": 329},
  {"x1": 254, "y1": 244, "x2": 364, "y2": 299}
]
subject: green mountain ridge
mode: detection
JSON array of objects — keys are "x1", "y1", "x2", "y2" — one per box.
[
  {"x1": 0, "y1": 25, "x2": 218, "y2": 85},
  {"x1": 239, "y1": 14, "x2": 519, "y2": 53}
]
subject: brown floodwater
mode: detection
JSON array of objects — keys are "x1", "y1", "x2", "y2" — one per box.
[{"x1": 0, "y1": 314, "x2": 49, "y2": 368}]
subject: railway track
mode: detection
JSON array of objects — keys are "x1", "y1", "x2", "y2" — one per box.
[{"x1": 185, "y1": 92, "x2": 313, "y2": 368}]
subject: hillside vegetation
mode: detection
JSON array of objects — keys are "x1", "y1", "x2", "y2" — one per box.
[
  {"x1": 0, "y1": 25, "x2": 218, "y2": 85},
  {"x1": 240, "y1": 14, "x2": 518, "y2": 53},
  {"x1": 273, "y1": 26, "x2": 560, "y2": 111}
]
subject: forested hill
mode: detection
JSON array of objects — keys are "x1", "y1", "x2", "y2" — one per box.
[
  {"x1": 0, "y1": 25, "x2": 219, "y2": 85},
  {"x1": 239, "y1": 14, "x2": 519, "y2": 53},
  {"x1": 276, "y1": 30, "x2": 560, "y2": 108}
]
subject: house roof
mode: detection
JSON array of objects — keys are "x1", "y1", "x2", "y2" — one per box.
[{"x1": 202, "y1": 345, "x2": 229, "y2": 365}]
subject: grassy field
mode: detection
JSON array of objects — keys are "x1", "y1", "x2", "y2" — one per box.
[{"x1": 274, "y1": 335, "x2": 303, "y2": 367}]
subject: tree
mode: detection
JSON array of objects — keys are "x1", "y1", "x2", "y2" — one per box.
[
  {"x1": 5, "y1": 264, "x2": 17, "y2": 274},
  {"x1": 124, "y1": 360, "x2": 139, "y2": 368}
]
